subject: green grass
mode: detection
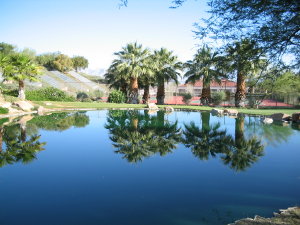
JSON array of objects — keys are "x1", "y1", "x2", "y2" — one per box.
[{"x1": 33, "y1": 101, "x2": 299, "y2": 116}]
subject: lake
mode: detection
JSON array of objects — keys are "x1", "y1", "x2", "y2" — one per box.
[{"x1": 0, "y1": 110, "x2": 299, "y2": 225}]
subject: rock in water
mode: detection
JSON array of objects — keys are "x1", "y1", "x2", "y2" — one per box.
[
  {"x1": 261, "y1": 117, "x2": 273, "y2": 124},
  {"x1": 270, "y1": 113, "x2": 291, "y2": 121},
  {"x1": 224, "y1": 109, "x2": 239, "y2": 116},
  {"x1": 147, "y1": 103, "x2": 159, "y2": 110},
  {"x1": 292, "y1": 112, "x2": 300, "y2": 123},
  {"x1": 211, "y1": 108, "x2": 224, "y2": 115},
  {"x1": 164, "y1": 106, "x2": 174, "y2": 112}
]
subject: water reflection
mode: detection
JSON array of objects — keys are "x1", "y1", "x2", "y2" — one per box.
[
  {"x1": 0, "y1": 112, "x2": 90, "y2": 168},
  {"x1": 105, "y1": 110, "x2": 181, "y2": 163}
]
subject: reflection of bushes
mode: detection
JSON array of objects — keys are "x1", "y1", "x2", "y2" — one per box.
[{"x1": 28, "y1": 112, "x2": 90, "y2": 131}]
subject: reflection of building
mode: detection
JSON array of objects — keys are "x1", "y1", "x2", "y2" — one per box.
[{"x1": 178, "y1": 79, "x2": 237, "y2": 95}]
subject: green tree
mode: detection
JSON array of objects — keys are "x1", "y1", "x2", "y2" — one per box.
[
  {"x1": 0, "y1": 42, "x2": 16, "y2": 55},
  {"x1": 153, "y1": 48, "x2": 181, "y2": 105},
  {"x1": 112, "y1": 43, "x2": 151, "y2": 104},
  {"x1": 184, "y1": 46, "x2": 223, "y2": 105},
  {"x1": 52, "y1": 54, "x2": 73, "y2": 72},
  {"x1": 195, "y1": 0, "x2": 300, "y2": 68},
  {"x1": 2, "y1": 53, "x2": 41, "y2": 100},
  {"x1": 36, "y1": 52, "x2": 59, "y2": 70},
  {"x1": 72, "y1": 56, "x2": 89, "y2": 72},
  {"x1": 224, "y1": 39, "x2": 264, "y2": 107}
]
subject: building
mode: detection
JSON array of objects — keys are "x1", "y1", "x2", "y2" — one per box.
[{"x1": 177, "y1": 79, "x2": 237, "y2": 96}]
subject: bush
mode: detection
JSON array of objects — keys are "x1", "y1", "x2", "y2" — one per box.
[
  {"x1": 91, "y1": 90, "x2": 104, "y2": 99},
  {"x1": 211, "y1": 91, "x2": 226, "y2": 105},
  {"x1": 2, "y1": 89, "x2": 18, "y2": 97},
  {"x1": 181, "y1": 93, "x2": 192, "y2": 105},
  {"x1": 77, "y1": 92, "x2": 89, "y2": 101},
  {"x1": 26, "y1": 87, "x2": 76, "y2": 101},
  {"x1": 108, "y1": 90, "x2": 126, "y2": 103},
  {"x1": 0, "y1": 107, "x2": 9, "y2": 114}
]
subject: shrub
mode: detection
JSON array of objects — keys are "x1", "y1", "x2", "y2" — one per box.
[
  {"x1": 181, "y1": 93, "x2": 192, "y2": 105},
  {"x1": 91, "y1": 90, "x2": 104, "y2": 99},
  {"x1": 108, "y1": 90, "x2": 126, "y2": 103},
  {"x1": 26, "y1": 87, "x2": 75, "y2": 101},
  {"x1": 2, "y1": 89, "x2": 18, "y2": 97},
  {"x1": 77, "y1": 92, "x2": 89, "y2": 101},
  {"x1": 0, "y1": 107, "x2": 9, "y2": 114},
  {"x1": 211, "y1": 91, "x2": 226, "y2": 105}
]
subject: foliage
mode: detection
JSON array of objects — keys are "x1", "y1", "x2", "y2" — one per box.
[
  {"x1": 184, "y1": 46, "x2": 223, "y2": 105},
  {"x1": 2, "y1": 88, "x2": 18, "y2": 97},
  {"x1": 91, "y1": 90, "x2": 104, "y2": 99},
  {"x1": 1, "y1": 53, "x2": 41, "y2": 100},
  {"x1": 28, "y1": 112, "x2": 90, "y2": 131},
  {"x1": 0, "y1": 107, "x2": 9, "y2": 114},
  {"x1": 76, "y1": 92, "x2": 89, "y2": 101},
  {"x1": 108, "y1": 90, "x2": 126, "y2": 103},
  {"x1": 72, "y1": 56, "x2": 88, "y2": 72},
  {"x1": 195, "y1": 0, "x2": 300, "y2": 68},
  {"x1": 0, "y1": 42, "x2": 16, "y2": 55},
  {"x1": 211, "y1": 91, "x2": 226, "y2": 105},
  {"x1": 111, "y1": 42, "x2": 152, "y2": 104},
  {"x1": 36, "y1": 52, "x2": 59, "y2": 70},
  {"x1": 181, "y1": 92, "x2": 192, "y2": 105},
  {"x1": 26, "y1": 87, "x2": 75, "y2": 101},
  {"x1": 153, "y1": 48, "x2": 182, "y2": 104},
  {"x1": 51, "y1": 54, "x2": 73, "y2": 72}
]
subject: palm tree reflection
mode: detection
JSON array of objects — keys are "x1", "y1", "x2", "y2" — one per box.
[{"x1": 105, "y1": 110, "x2": 181, "y2": 163}]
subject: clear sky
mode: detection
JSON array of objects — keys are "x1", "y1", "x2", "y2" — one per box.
[{"x1": 0, "y1": 0, "x2": 209, "y2": 72}]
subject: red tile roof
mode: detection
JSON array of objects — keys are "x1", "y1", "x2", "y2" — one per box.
[{"x1": 179, "y1": 79, "x2": 236, "y2": 88}]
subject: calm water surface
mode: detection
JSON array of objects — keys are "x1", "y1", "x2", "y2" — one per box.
[{"x1": 0, "y1": 110, "x2": 299, "y2": 225}]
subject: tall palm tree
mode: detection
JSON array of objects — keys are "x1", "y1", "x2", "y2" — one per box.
[
  {"x1": 184, "y1": 46, "x2": 223, "y2": 105},
  {"x1": 153, "y1": 48, "x2": 181, "y2": 105},
  {"x1": 113, "y1": 43, "x2": 151, "y2": 104},
  {"x1": 2, "y1": 53, "x2": 41, "y2": 100},
  {"x1": 225, "y1": 39, "x2": 263, "y2": 107}
]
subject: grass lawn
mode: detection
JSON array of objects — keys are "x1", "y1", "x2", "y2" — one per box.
[{"x1": 33, "y1": 101, "x2": 300, "y2": 116}]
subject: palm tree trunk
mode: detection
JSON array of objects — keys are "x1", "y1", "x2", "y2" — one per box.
[
  {"x1": 201, "y1": 79, "x2": 211, "y2": 105},
  {"x1": 235, "y1": 72, "x2": 246, "y2": 107},
  {"x1": 18, "y1": 80, "x2": 26, "y2": 100},
  {"x1": 157, "y1": 78, "x2": 165, "y2": 105},
  {"x1": 142, "y1": 85, "x2": 150, "y2": 104},
  {"x1": 128, "y1": 77, "x2": 139, "y2": 104}
]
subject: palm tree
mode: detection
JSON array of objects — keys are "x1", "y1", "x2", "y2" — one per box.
[
  {"x1": 225, "y1": 39, "x2": 263, "y2": 107},
  {"x1": 184, "y1": 46, "x2": 223, "y2": 105},
  {"x1": 113, "y1": 43, "x2": 151, "y2": 104},
  {"x1": 104, "y1": 59, "x2": 129, "y2": 96},
  {"x1": 2, "y1": 53, "x2": 41, "y2": 100},
  {"x1": 153, "y1": 48, "x2": 181, "y2": 105}
]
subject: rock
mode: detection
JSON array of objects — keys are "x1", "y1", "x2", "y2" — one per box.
[
  {"x1": 292, "y1": 112, "x2": 300, "y2": 123},
  {"x1": 224, "y1": 109, "x2": 239, "y2": 116},
  {"x1": 45, "y1": 102, "x2": 52, "y2": 106},
  {"x1": 229, "y1": 206, "x2": 300, "y2": 225},
  {"x1": 261, "y1": 117, "x2": 273, "y2": 124},
  {"x1": 211, "y1": 108, "x2": 224, "y2": 115},
  {"x1": 164, "y1": 106, "x2": 174, "y2": 112},
  {"x1": 147, "y1": 103, "x2": 159, "y2": 110},
  {"x1": 0, "y1": 102, "x2": 12, "y2": 108},
  {"x1": 270, "y1": 113, "x2": 291, "y2": 121},
  {"x1": 37, "y1": 106, "x2": 45, "y2": 115},
  {"x1": 13, "y1": 101, "x2": 34, "y2": 112}
]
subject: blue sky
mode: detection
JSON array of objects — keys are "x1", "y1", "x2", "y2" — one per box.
[{"x1": 0, "y1": 0, "x2": 209, "y2": 71}]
